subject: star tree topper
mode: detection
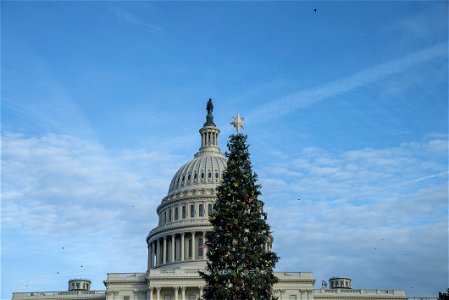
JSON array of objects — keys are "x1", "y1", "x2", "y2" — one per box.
[{"x1": 231, "y1": 112, "x2": 244, "y2": 133}]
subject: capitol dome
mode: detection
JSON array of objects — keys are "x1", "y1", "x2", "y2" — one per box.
[{"x1": 146, "y1": 99, "x2": 226, "y2": 270}]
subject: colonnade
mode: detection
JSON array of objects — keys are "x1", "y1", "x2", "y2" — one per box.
[
  {"x1": 200, "y1": 127, "x2": 219, "y2": 148},
  {"x1": 148, "y1": 231, "x2": 208, "y2": 269},
  {"x1": 146, "y1": 286, "x2": 204, "y2": 300}
]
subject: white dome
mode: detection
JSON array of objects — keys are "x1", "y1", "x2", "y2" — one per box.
[
  {"x1": 147, "y1": 99, "x2": 226, "y2": 270},
  {"x1": 167, "y1": 154, "x2": 227, "y2": 196}
]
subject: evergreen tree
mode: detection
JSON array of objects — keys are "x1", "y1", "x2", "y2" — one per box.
[
  {"x1": 200, "y1": 134, "x2": 279, "y2": 300},
  {"x1": 439, "y1": 288, "x2": 449, "y2": 300}
]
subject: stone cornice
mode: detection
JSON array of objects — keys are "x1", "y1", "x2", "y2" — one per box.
[
  {"x1": 147, "y1": 221, "x2": 212, "y2": 243},
  {"x1": 158, "y1": 188, "x2": 218, "y2": 211}
]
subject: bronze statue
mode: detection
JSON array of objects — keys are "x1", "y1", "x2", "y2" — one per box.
[
  {"x1": 204, "y1": 98, "x2": 216, "y2": 126},
  {"x1": 207, "y1": 98, "x2": 213, "y2": 114}
]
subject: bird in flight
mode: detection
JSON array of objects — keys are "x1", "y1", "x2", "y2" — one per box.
[{"x1": 313, "y1": 8, "x2": 317, "y2": 13}]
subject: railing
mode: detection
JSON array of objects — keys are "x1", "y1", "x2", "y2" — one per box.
[
  {"x1": 276, "y1": 272, "x2": 315, "y2": 280},
  {"x1": 313, "y1": 289, "x2": 406, "y2": 296},
  {"x1": 106, "y1": 273, "x2": 147, "y2": 280},
  {"x1": 151, "y1": 268, "x2": 205, "y2": 274},
  {"x1": 12, "y1": 290, "x2": 105, "y2": 298}
]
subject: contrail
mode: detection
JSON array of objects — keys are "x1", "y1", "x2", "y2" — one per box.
[
  {"x1": 247, "y1": 42, "x2": 447, "y2": 123},
  {"x1": 332, "y1": 171, "x2": 448, "y2": 203}
]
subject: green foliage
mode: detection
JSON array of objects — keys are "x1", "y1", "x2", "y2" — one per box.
[
  {"x1": 438, "y1": 288, "x2": 449, "y2": 300},
  {"x1": 200, "y1": 134, "x2": 279, "y2": 300}
]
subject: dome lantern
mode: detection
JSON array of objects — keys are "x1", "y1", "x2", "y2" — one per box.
[{"x1": 195, "y1": 98, "x2": 222, "y2": 158}]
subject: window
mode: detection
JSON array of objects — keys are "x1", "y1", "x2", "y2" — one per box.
[
  {"x1": 188, "y1": 239, "x2": 192, "y2": 257},
  {"x1": 199, "y1": 204, "x2": 204, "y2": 217},
  {"x1": 201, "y1": 172, "x2": 204, "y2": 179},
  {"x1": 189, "y1": 296, "x2": 196, "y2": 300},
  {"x1": 194, "y1": 173, "x2": 198, "y2": 180},
  {"x1": 175, "y1": 207, "x2": 179, "y2": 220},
  {"x1": 289, "y1": 296, "x2": 297, "y2": 300},
  {"x1": 188, "y1": 174, "x2": 191, "y2": 180},
  {"x1": 124, "y1": 296, "x2": 130, "y2": 300},
  {"x1": 182, "y1": 175, "x2": 185, "y2": 182},
  {"x1": 164, "y1": 297, "x2": 171, "y2": 300},
  {"x1": 208, "y1": 203, "x2": 213, "y2": 215},
  {"x1": 169, "y1": 209, "x2": 172, "y2": 222},
  {"x1": 190, "y1": 205, "x2": 195, "y2": 217},
  {"x1": 164, "y1": 211, "x2": 167, "y2": 223},
  {"x1": 182, "y1": 206, "x2": 186, "y2": 219},
  {"x1": 198, "y1": 238, "x2": 203, "y2": 257},
  {"x1": 215, "y1": 172, "x2": 219, "y2": 179},
  {"x1": 76, "y1": 283, "x2": 80, "y2": 289},
  {"x1": 208, "y1": 172, "x2": 211, "y2": 178}
]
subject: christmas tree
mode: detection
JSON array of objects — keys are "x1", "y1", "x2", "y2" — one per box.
[{"x1": 200, "y1": 132, "x2": 279, "y2": 300}]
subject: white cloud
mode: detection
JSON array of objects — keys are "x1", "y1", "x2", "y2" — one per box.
[
  {"x1": 1, "y1": 132, "x2": 187, "y2": 296},
  {"x1": 2, "y1": 132, "x2": 447, "y2": 297},
  {"x1": 260, "y1": 135, "x2": 448, "y2": 295}
]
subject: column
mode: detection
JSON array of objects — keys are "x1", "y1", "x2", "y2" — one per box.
[
  {"x1": 163, "y1": 236, "x2": 167, "y2": 264},
  {"x1": 202, "y1": 232, "x2": 207, "y2": 257},
  {"x1": 199, "y1": 287, "x2": 203, "y2": 298},
  {"x1": 151, "y1": 242, "x2": 155, "y2": 268},
  {"x1": 156, "y1": 287, "x2": 161, "y2": 300},
  {"x1": 156, "y1": 239, "x2": 162, "y2": 266},
  {"x1": 181, "y1": 233, "x2": 185, "y2": 261},
  {"x1": 146, "y1": 288, "x2": 152, "y2": 300},
  {"x1": 174, "y1": 287, "x2": 179, "y2": 300},
  {"x1": 171, "y1": 235, "x2": 175, "y2": 262},
  {"x1": 191, "y1": 232, "x2": 196, "y2": 260},
  {"x1": 181, "y1": 287, "x2": 186, "y2": 300},
  {"x1": 147, "y1": 243, "x2": 151, "y2": 271}
]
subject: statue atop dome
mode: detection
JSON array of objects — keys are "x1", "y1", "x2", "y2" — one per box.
[{"x1": 204, "y1": 98, "x2": 216, "y2": 126}]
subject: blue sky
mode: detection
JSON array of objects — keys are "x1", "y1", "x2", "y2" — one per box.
[{"x1": 1, "y1": 1, "x2": 448, "y2": 299}]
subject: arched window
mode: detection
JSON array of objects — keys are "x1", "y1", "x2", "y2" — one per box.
[
  {"x1": 215, "y1": 172, "x2": 219, "y2": 179},
  {"x1": 201, "y1": 172, "x2": 204, "y2": 179},
  {"x1": 208, "y1": 203, "x2": 213, "y2": 215},
  {"x1": 199, "y1": 204, "x2": 204, "y2": 217},
  {"x1": 188, "y1": 174, "x2": 191, "y2": 180},
  {"x1": 182, "y1": 206, "x2": 186, "y2": 219},
  {"x1": 190, "y1": 204, "x2": 195, "y2": 217},
  {"x1": 175, "y1": 207, "x2": 179, "y2": 220},
  {"x1": 194, "y1": 173, "x2": 198, "y2": 180},
  {"x1": 208, "y1": 172, "x2": 211, "y2": 178}
]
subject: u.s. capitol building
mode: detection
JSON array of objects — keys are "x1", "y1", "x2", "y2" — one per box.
[{"x1": 12, "y1": 101, "x2": 409, "y2": 300}]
